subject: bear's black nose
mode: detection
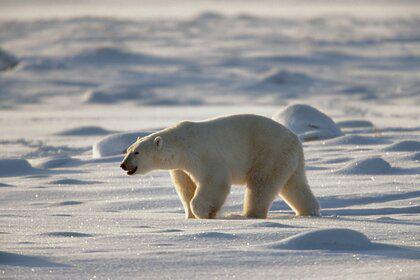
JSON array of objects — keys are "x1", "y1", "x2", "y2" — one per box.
[{"x1": 120, "y1": 163, "x2": 127, "y2": 170}]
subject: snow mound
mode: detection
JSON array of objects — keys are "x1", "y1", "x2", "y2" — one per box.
[
  {"x1": 31, "y1": 155, "x2": 81, "y2": 169},
  {"x1": 82, "y1": 90, "x2": 116, "y2": 104},
  {"x1": 92, "y1": 129, "x2": 160, "y2": 158},
  {"x1": 82, "y1": 87, "x2": 204, "y2": 106},
  {"x1": 0, "y1": 159, "x2": 41, "y2": 177},
  {"x1": 337, "y1": 120, "x2": 374, "y2": 128},
  {"x1": 273, "y1": 104, "x2": 343, "y2": 141},
  {"x1": 21, "y1": 57, "x2": 67, "y2": 71},
  {"x1": 0, "y1": 48, "x2": 19, "y2": 71},
  {"x1": 339, "y1": 85, "x2": 374, "y2": 95},
  {"x1": 267, "y1": 228, "x2": 372, "y2": 250},
  {"x1": 260, "y1": 69, "x2": 313, "y2": 86},
  {"x1": 68, "y1": 47, "x2": 175, "y2": 66},
  {"x1": 383, "y1": 140, "x2": 420, "y2": 152},
  {"x1": 56, "y1": 126, "x2": 115, "y2": 136},
  {"x1": 336, "y1": 157, "x2": 392, "y2": 175},
  {"x1": 81, "y1": 86, "x2": 151, "y2": 104},
  {"x1": 325, "y1": 135, "x2": 390, "y2": 145},
  {"x1": 192, "y1": 11, "x2": 225, "y2": 22}
]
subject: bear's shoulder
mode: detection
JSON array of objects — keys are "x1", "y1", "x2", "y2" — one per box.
[
  {"x1": 175, "y1": 120, "x2": 195, "y2": 129},
  {"x1": 170, "y1": 121, "x2": 197, "y2": 137},
  {"x1": 179, "y1": 120, "x2": 194, "y2": 126}
]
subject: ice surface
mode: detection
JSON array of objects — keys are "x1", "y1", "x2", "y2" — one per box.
[
  {"x1": 273, "y1": 104, "x2": 343, "y2": 141},
  {"x1": 1, "y1": 1, "x2": 420, "y2": 279}
]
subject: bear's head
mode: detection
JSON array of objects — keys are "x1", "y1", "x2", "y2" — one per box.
[{"x1": 120, "y1": 133, "x2": 179, "y2": 176}]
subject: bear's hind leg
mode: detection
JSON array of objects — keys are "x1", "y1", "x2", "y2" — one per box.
[
  {"x1": 279, "y1": 169, "x2": 320, "y2": 216},
  {"x1": 243, "y1": 185, "x2": 278, "y2": 219},
  {"x1": 244, "y1": 168, "x2": 292, "y2": 219},
  {"x1": 170, "y1": 170, "x2": 197, "y2": 219}
]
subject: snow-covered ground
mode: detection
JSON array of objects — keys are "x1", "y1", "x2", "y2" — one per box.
[{"x1": 0, "y1": 1, "x2": 419, "y2": 279}]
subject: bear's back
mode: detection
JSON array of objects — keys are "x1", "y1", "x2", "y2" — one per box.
[
  {"x1": 178, "y1": 115, "x2": 299, "y2": 184},
  {"x1": 193, "y1": 114, "x2": 295, "y2": 141}
]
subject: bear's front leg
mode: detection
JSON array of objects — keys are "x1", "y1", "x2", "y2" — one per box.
[
  {"x1": 170, "y1": 170, "x2": 197, "y2": 219},
  {"x1": 189, "y1": 166, "x2": 231, "y2": 219}
]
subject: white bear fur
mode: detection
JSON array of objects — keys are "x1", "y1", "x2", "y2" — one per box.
[{"x1": 121, "y1": 114, "x2": 320, "y2": 219}]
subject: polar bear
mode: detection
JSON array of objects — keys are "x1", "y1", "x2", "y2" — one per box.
[{"x1": 120, "y1": 114, "x2": 320, "y2": 219}]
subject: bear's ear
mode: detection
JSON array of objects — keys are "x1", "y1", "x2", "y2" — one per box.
[
  {"x1": 137, "y1": 136, "x2": 141, "y2": 141},
  {"x1": 154, "y1": 136, "x2": 163, "y2": 150}
]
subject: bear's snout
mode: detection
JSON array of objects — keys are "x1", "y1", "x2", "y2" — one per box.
[{"x1": 120, "y1": 161, "x2": 138, "y2": 175}]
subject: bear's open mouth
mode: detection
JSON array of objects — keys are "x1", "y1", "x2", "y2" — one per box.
[{"x1": 127, "y1": 166, "x2": 137, "y2": 175}]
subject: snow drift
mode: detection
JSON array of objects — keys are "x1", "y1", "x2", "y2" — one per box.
[
  {"x1": 383, "y1": 140, "x2": 420, "y2": 152},
  {"x1": 266, "y1": 228, "x2": 372, "y2": 250},
  {"x1": 259, "y1": 69, "x2": 314, "y2": 86},
  {"x1": 336, "y1": 157, "x2": 392, "y2": 175},
  {"x1": 31, "y1": 155, "x2": 82, "y2": 169},
  {"x1": 0, "y1": 48, "x2": 19, "y2": 71},
  {"x1": 67, "y1": 47, "x2": 176, "y2": 66},
  {"x1": 0, "y1": 158, "x2": 41, "y2": 177},
  {"x1": 56, "y1": 126, "x2": 115, "y2": 136},
  {"x1": 0, "y1": 251, "x2": 66, "y2": 267},
  {"x1": 273, "y1": 104, "x2": 343, "y2": 141},
  {"x1": 92, "y1": 129, "x2": 161, "y2": 158}
]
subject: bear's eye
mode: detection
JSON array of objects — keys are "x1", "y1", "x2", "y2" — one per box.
[{"x1": 134, "y1": 151, "x2": 139, "y2": 155}]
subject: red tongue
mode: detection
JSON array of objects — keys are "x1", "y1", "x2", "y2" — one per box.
[{"x1": 127, "y1": 167, "x2": 137, "y2": 175}]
